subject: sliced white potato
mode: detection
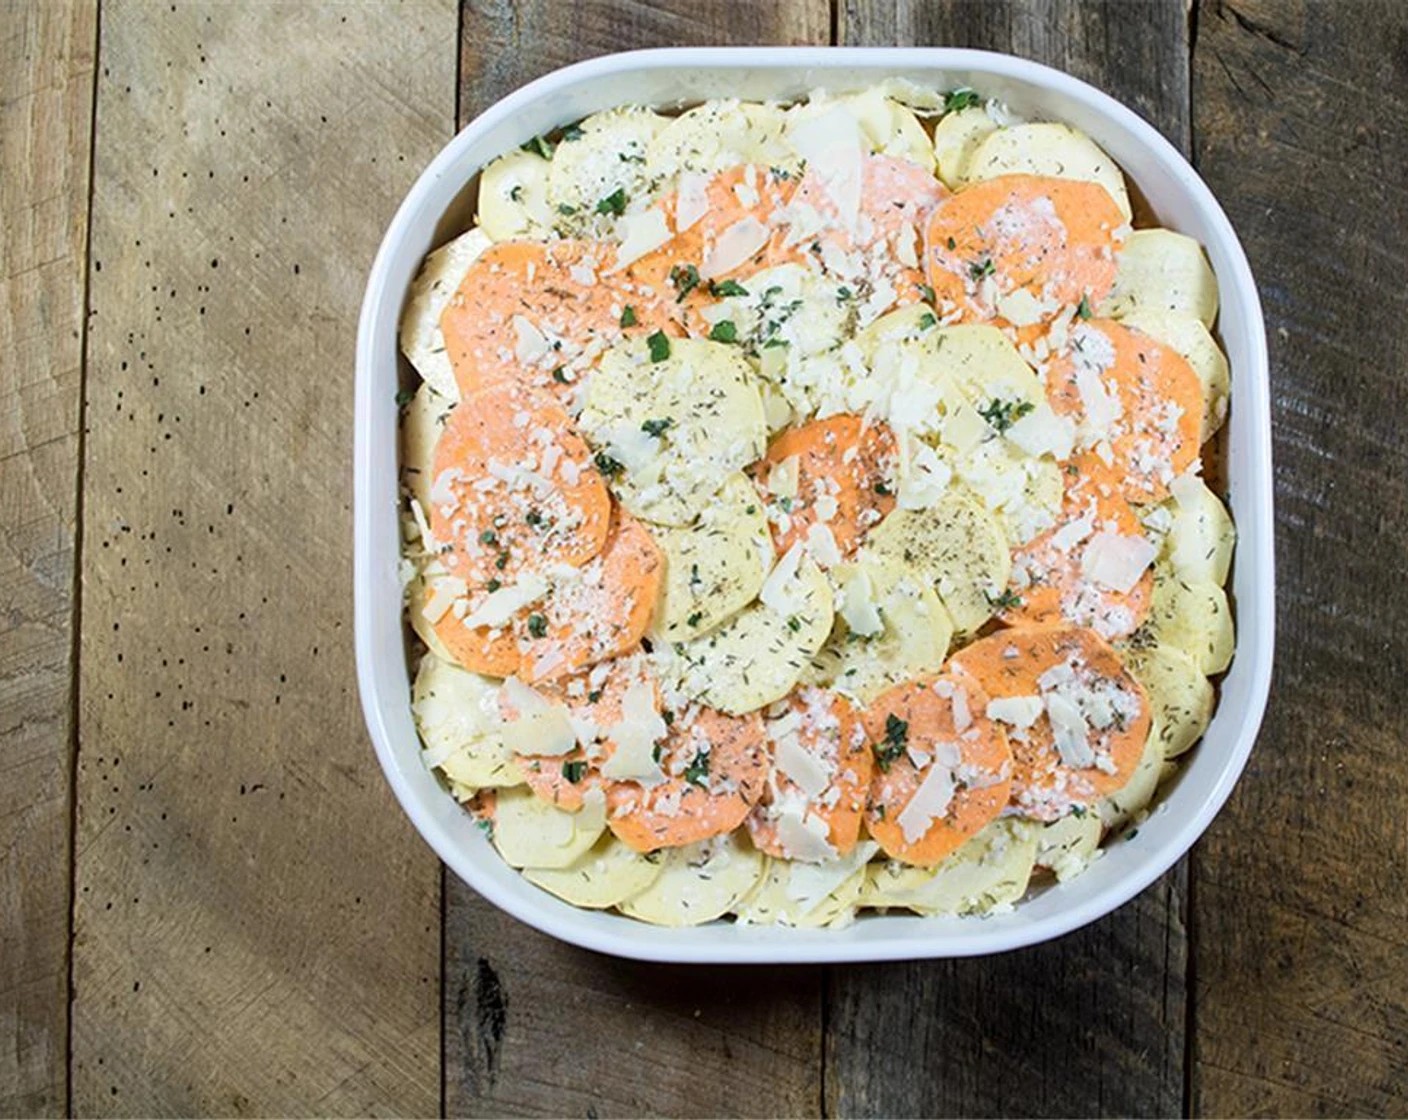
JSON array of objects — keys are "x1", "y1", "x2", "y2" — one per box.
[
  {"x1": 966, "y1": 122, "x2": 1132, "y2": 220},
  {"x1": 649, "y1": 473, "x2": 773, "y2": 641},
  {"x1": 1121, "y1": 642, "x2": 1215, "y2": 760},
  {"x1": 491, "y1": 786, "x2": 606, "y2": 870},
  {"x1": 1034, "y1": 811, "x2": 1103, "y2": 882},
  {"x1": 865, "y1": 485, "x2": 1011, "y2": 634},
  {"x1": 412, "y1": 653, "x2": 523, "y2": 789},
  {"x1": 925, "y1": 324, "x2": 1045, "y2": 416},
  {"x1": 1163, "y1": 474, "x2": 1235, "y2": 586},
  {"x1": 1119, "y1": 309, "x2": 1230, "y2": 440},
  {"x1": 398, "y1": 228, "x2": 490, "y2": 399},
  {"x1": 580, "y1": 336, "x2": 767, "y2": 527},
  {"x1": 736, "y1": 842, "x2": 879, "y2": 928},
  {"x1": 406, "y1": 576, "x2": 457, "y2": 663},
  {"x1": 816, "y1": 555, "x2": 953, "y2": 703},
  {"x1": 789, "y1": 89, "x2": 934, "y2": 170},
  {"x1": 476, "y1": 148, "x2": 554, "y2": 241},
  {"x1": 400, "y1": 382, "x2": 452, "y2": 512},
  {"x1": 1098, "y1": 229, "x2": 1219, "y2": 327},
  {"x1": 646, "y1": 100, "x2": 795, "y2": 184},
  {"x1": 523, "y1": 834, "x2": 664, "y2": 909},
  {"x1": 932, "y1": 105, "x2": 1000, "y2": 188},
  {"x1": 954, "y1": 437, "x2": 1063, "y2": 546},
  {"x1": 1142, "y1": 568, "x2": 1235, "y2": 674},
  {"x1": 1097, "y1": 729, "x2": 1163, "y2": 830},
  {"x1": 618, "y1": 832, "x2": 764, "y2": 927},
  {"x1": 546, "y1": 106, "x2": 668, "y2": 237},
  {"x1": 858, "y1": 819, "x2": 1038, "y2": 916},
  {"x1": 674, "y1": 550, "x2": 833, "y2": 715}
]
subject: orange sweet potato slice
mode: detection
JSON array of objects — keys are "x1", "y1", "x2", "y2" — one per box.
[
  {"x1": 924, "y1": 174, "x2": 1124, "y2": 327},
  {"x1": 753, "y1": 414, "x2": 897, "y2": 559},
  {"x1": 746, "y1": 686, "x2": 874, "y2": 858},
  {"x1": 862, "y1": 666, "x2": 1013, "y2": 867},
  {"x1": 1045, "y1": 317, "x2": 1203, "y2": 503},
  {"x1": 949, "y1": 625, "x2": 1151, "y2": 821}
]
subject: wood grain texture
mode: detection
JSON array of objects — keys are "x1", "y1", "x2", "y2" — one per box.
[
  {"x1": 827, "y1": 4, "x2": 1192, "y2": 1118},
  {"x1": 446, "y1": 4, "x2": 831, "y2": 1117},
  {"x1": 70, "y1": 3, "x2": 455, "y2": 1114},
  {"x1": 0, "y1": 1, "x2": 95, "y2": 1114},
  {"x1": 1189, "y1": 1, "x2": 1408, "y2": 1115}
]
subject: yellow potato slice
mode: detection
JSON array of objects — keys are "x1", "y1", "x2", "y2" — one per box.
[
  {"x1": 1163, "y1": 475, "x2": 1236, "y2": 586},
  {"x1": 547, "y1": 106, "x2": 668, "y2": 237},
  {"x1": 398, "y1": 227, "x2": 490, "y2": 400},
  {"x1": 477, "y1": 148, "x2": 554, "y2": 241},
  {"x1": 401, "y1": 382, "x2": 451, "y2": 513},
  {"x1": 1121, "y1": 642, "x2": 1215, "y2": 760},
  {"x1": 966, "y1": 122, "x2": 1132, "y2": 220},
  {"x1": 1142, "y1": 567, "x2": 1235, "y2": 674},
  {"x1": 736, "y1": 841, "x2": 879, "y2": 928},
  {"x1": 617, "y1": 831, "x2": 765, "y2": 927},
  {"x1": 412, "y1": 653, "x2": 522, "y2": 789},
  {"x1": 1034, "y1": 811, "x2": 1103, "y2": 882},
  {"x1": 646, "y1": 100, "x2": 796, "y2": 184},
  {"x1": 789, "y1": 89, "x2": 934, "y2": 170},
  {"x1": 523, "y1": 834, "x2": 664, "y2": 909},
  {"x1": 932, "y1": 105, "x2": 1000, "y2": 188},
  {"x1": 1098, "y1": 229, "x2": 1219, "y2": 327},
  {"x1": 492, "y1": 786, "x2": 606, "y2": 869},
  {"x1": 858, "y1": 819, "x2": 1037, "y2": 915}
]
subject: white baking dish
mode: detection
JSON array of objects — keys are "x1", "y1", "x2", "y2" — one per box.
[{"x1": 355, "y1": 47, "x2": 1274, "y2": 963}]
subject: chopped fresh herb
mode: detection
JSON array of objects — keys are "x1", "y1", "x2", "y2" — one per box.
[
  {"x1": 475, "y1": 817, "x2": 494, "y2": 839},
  {"x1": 778, "y1": 495, "x2": 793, "y2": 513},
  {"x1": 946, "y1": 236, "x2": 957, "y2": 251},
  {"x1": 1071, "y1": 804, "x2": 1088, "y2": 819},
  {"x1": 661, "y1": 709, "x2": 675, "y2": 726},
  {"x1": 761, "y1": 337, "x2": 788, "y2": 350},
  {"x1": 478, "y1": 529, "x2": 498, "y2": 546},
  {"x1": 917, "y1": 311, "x2": 938, "y2": 330},
  {"x1": 986, "y1": 588, "x2": 1024, "y2": 611},
  {"x1": 494, "y1": 552, "x2": 509, "y2": 571},
  {"x1": 744, "y1": 504, "x2": 757, "y2": 515},
  {"x1": 646, "y1": 330, "x2": 670, "y2": 362},
  {"x1": 1076, "y1": 294, "x2": 1092, "y2": 320},
  {"x1": 594, "y1": 450, "x2": 624, "y2": 476},
  {"x1": 874, "y1": 481, "x2": 892, "y2": 497},
  {"x1": 395, "y1": 387, "x2": 414, "y2": 407},
  {"x1": 683, "y1": 748, "x2": 711, "y2": 787},
  {"x1": 689, "y1": 563, "x2": 701, "y2": 586},
  {"x1": 687, "y1": 611, "x2": 703, "y2": 628},
  {"x1": 560, "y1": 123, "x2": 585, "y2": 142},
  {"x1": 969, "y1": 257, "x2": 996, "y2": 280},
  {"x1": 708, "y1": 320, "x2": 739, "y2": 343},
  {"x1": 1125, "y1": 828, "x2": 1140, "y2": 841},
  {"x1": 944, "y1": 87, "x2": 983, "y2": 113},
  {"x1": 769, "y1": 165, "x2": 792, "y2": 180},
  {"x1": 875, "y1": 803, "x2": 886, "y2": 821},
  {"x1": 641, "y1": 416, "x2": 674, "y2": 438},
  {"x1": 978, "y1": 397, "x2": 1035, "y2": 432},
  {"x1": 561, "y1": 759, "x2": 588, "y2": 783},
  {"x1": 786, "y1": 616, "x2": 802, "y2": 632},
  {"x1": 526, "y1": 613, "x2": 548, "y2": 638},
  {"x1": 918, "y1": 283, "x2": 936, "y2": 303},
  {"x1": 669, "y1": 263, "x2": 700, "y2": 301},
  {"x1": 520, "y1": 134, "x2": 553, "y2": 159},
  {"x1": 874, "y1": 713, "x2": 909, "y2": 771},
  {"x1": 525, "y1": 508, "x2": 544, "y2": 527},
  {"x1": 586, "y1": 689, "x2": 602, "y2": 704},
  {"x1": 619, "y1": 304, "x2": 638, "y2": 327},
  {"x1": 708, "y1": 278, "x2": 748, "y2": 298},
  {"x1": 508, "y1": 184, "x2": 523, "y2": 202},
  {"x1": 556, "y1": 203, "x2": 577, "y2": 216},
  {"x1": 837, "y1": 285, "x2": 853, "y2": 301},
  {"x1": 486, "y1": 578, "x2": 502, "y2": 593},
  {"x1": 595, "y1": 187, "x2": 627, "y2": 216}
]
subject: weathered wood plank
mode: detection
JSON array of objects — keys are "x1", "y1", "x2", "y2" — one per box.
[
  {"x1": 1189, "y1": 1, "x2": 1408, "y2": 1115},
  {"x1": 0, "y1": 1, "x2": 95, "y2": 1114},
  {"x1": 71, "y1": 4, "x2": 456, "y2": 1114},
  {"x1": 447, "y1": 4, "x2": 830, "y2": 1116},
  {"x1": 827, "y1": 5, "x2": 1191, "y2": 1117}
]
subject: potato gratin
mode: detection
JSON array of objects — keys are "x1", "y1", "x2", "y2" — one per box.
[{"x1": 396, "y1": 84, "x2": 1235, "y2": 928}]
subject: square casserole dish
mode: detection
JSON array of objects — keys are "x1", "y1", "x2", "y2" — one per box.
[{"x1": 355, "y1": 47, "x2": 1274, "y2": 963}]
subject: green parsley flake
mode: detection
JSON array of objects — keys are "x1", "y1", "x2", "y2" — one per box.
[
  {"x1": 641, "y1": 416, "x2": 674, "y2": 438},
  {"x1": 526, "y1": 613, "x2": 548, "y2": 639},
  {"x1": 594, "y1": 450, "x2": 624, "y2": 477},
  {"x1": 943, "y1": 88, "x2": 982, "y2": 113},
  {"x1": 670, "y1": 263, "x2": 701, "y2": 302},
  {"x1": 970, "y1": 257, "x2": 996, "y2": 280},
  {"x1": 646, "y1": 330, "x2": 670, "y2": 362},
  {"x1": 708, "y1": 320, "x2": 739, "y2": 343},
  {"x1": 520, "y1": 135, "x2": 553, "y2": 159},
  {"x1": 918, "y1": 283, "x2": 936, "y2": 303},
  {"x1": 708, "y1": 278, "x2": 748, "y2": 298},
  {"x1": 560, "y1": 123, "x2": 585, "y2": 142},
  {"x1": 874, "y1": 713, "x2": 909, "y2": 771},
  {"x1": 683, "y1": 748, "x2": 711, "y2": 787},
  {"x1": 986, "y1": 587, "x2": 1023, "y2": 611},
  {"x1": 978, "y1": 397, "x2": 1035, "y2": 433},
  {"x1": 917, "y1": 311, "x2": 938, "y2": 330},
  {"x1": 1076, "y1": 294, "x2": 1093, "y2": 320},
  {"x1": 561, "y1": 759, "x2": 588, "y2": 783},
  {"x1": 595, "y1": 188, "x2": 627, "y2": 216},
  {"x1": 620, "y1": 305, "x2": 638, "y2": 327}
]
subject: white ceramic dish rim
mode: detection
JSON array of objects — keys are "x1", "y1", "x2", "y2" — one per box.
[{"x1": 355, "y1": 46, "x2": 1275, "y2": 964}]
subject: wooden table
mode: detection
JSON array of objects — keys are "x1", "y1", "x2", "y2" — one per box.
[{"x1": 4, "y1": 1, "x2": 1405, "y2": 1115}]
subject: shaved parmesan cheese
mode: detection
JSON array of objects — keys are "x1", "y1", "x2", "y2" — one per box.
[
  {"x1": 776, "y1": 809, "x2": 838, "y2": 863},
  {"x1": 460, "y1": 574, "x2": 548, "y2": 629},
  {"x1": 942, "y1": 403, "x2": 989, "y2": 455},
  {"x1": 1081, "y1": 531, "x2": 1156, "y2": 593},
  {"x1": 1045, "y1": 692, "x2": 1095, "y2": 769},
  {"x1": 986, "y1": 695, "x2": 1044, "y2": 729},
  {"x1": 759, "y1": 541, "x2": 806, "y2": 614},
  {"x1": 775, "y1": 733, "x2": 832, "y2": 800},
  {"x1": 1075, "y1": 365, "x2": 1123, "y2": 439},
  {"x1": 702, "y1": 217, "x2": 769, "y2": 279},
  {"x1": 499, "y1": 677, "x2": 576, "y2": 757},
  {"x1": 613, "y1": 209, "x2": 671, "y2": 270},
  {"x1": 995, "y1": 287, "x2": 1049, "y2": 327},
  {"x1": 420, "y1": 576, "x2": 466, "y2": 623},
  {"x1": 805, "y1": 522, "x2": 842, "y2": 567},
  {"x1": 898, "y1": 442, "x2": 952, "y2": 510},
  {"x1": 1006, "y1": 402, "x2": 1076, "y2": 460},
  {"x1": 897, "y1": 762, "x2": 957, "y2": 843},
  {"x1": 837, "y1": 565, "x2": 883, "y2": 637},
  {"x1": 512, "y1": 315, "x2": 550, "y2": 364},
  {"x1": 600, "y1": 679, "x2": 667, "y2": 783},
  {"x1": 768, "y1": 454, "x2": 800, "y2": 500},
  {"x1": 676, "y1": 171, "x2": 709, "y2": 232}
]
